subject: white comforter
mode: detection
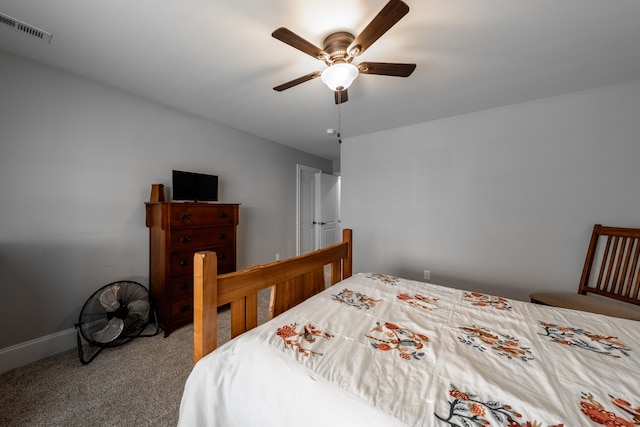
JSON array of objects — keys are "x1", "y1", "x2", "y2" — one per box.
[{"x1": 178, "y1": 273, "x2": 640, "y2": 426}]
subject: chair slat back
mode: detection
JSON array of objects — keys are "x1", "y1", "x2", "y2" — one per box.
[{"x1": 579, "y1": 224, "x2": 640, "y2": 306}]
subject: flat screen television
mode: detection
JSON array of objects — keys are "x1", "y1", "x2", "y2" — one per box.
[{"x1": 172, "y1": 170, "x2": 218, "y2": 202}]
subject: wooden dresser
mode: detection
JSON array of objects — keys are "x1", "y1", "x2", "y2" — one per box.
[{"x1": 145, "y1": 202, "x2": 239, "y2": 337}]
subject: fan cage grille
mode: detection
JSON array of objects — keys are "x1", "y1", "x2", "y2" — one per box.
[{"x1": 78, "y1": 281, "x2": 150, "y2": 347}]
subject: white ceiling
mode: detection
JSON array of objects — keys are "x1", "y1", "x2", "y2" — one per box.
[{"x1": 1, "y1": 1, "x2": 639, "y2": 162}]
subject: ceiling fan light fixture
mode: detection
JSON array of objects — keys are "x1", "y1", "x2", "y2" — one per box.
[{"x1": 320, "y1": 63, "x2": 358, "y2": 91}]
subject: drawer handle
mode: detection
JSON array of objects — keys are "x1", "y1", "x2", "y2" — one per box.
[
  {"x1": 219, "y1": 233, "x2": 227, "y2": 239},
  {"x1": 180, "y1": 213, "x2": 192, "y2": 221},
  {"x1": 218, "y1": 253, "x2": 227, "y2": 260},
  {"x1": 179, "y1": 305, "x2": 190, "y2": 313},
  {"x1": 180, "y1": 282, "x2": 191, "y2": 290},
  {"x1": 180, "y1": 259, "x2": 191, "y2": 266},
  {"x1": 219, "y1": 212, "x2": 228, "y2": 219},
  {"x1": 180, "y1": 236, "x2": 192, "y2": 243}
]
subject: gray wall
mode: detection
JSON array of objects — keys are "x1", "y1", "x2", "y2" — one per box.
[
  {"x1": 0, "y1": 51, "x2": 331, "y2": 349},
  {"x1": 341, "y1": 79, "x2": 640, "y2": 301}
]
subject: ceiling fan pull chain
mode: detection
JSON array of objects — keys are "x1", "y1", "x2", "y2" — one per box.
[{"x1": 337, "y1": 104, "x2": 343, "y2": 144}]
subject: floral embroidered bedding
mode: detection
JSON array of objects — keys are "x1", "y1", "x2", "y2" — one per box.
[{"x1": 178, "y1": 273, "x2": 640, "y2": 426}]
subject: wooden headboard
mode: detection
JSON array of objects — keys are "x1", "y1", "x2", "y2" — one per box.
[{"x1": 192, "y1": 229, "x2": 353, "y2": 363}]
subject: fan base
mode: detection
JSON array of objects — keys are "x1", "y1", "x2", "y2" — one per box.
[{"x1": 322, "y1": 32, "x2": 355, "y2": 63}]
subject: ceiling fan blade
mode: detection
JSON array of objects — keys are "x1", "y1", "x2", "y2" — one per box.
[
  {"x1": 348, "y1": 0, "x2": 410, "y2": 57},
  {"x1": 358, "y1": 62, "x2": 416, "y2": 77},
  {"x1": 273, "y1": 72, "x2": 322, "y2": 92},
  {"x1": 334, "y1": 89, "x2": 348, "y2": 104},
  {"x1": 272, "y1": 27, "x2": 327, "y2": 60}
]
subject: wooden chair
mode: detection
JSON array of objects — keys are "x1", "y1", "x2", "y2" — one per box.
[{"x1": 530, "y1": 224, "x2": 640, "y2": 321}]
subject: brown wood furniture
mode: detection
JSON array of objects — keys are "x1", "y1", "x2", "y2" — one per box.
[
  {"x1": 530, "y1": 224, "x2": 640, "y2": 320},
  {"x1": 146, "y1": 201, "x2": 239, "y2": 337},
  {"x1": 192, "y1": 228, "x2": 352, "y2": 363}
]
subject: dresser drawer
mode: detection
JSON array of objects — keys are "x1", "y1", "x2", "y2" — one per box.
[
  {"x1": 169, "y1": 226, "x2": 234, "y2": 250},
  {"x1": 168, "y1": 205, "x2": 235, "y2": 228},
  {"x1": 170, "y1": 298, "x2": 193, "y2": 324},
  {"x1": 169, "y1": 276, "x2": 195, "y2": 300},
  {"x1": 169, "y1": 247, "x2": 235, "y2": 276}
]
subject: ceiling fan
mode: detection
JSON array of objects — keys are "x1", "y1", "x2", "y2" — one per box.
[{"x1": 272, "y1": 0, "x2": 416, "y2": 104}]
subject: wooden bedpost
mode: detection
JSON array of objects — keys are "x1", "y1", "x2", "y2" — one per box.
[
  {"x1": 193, "y1": 251, "x2": 218, "y2": 363},
  {"x1": 343, "y1": 228, "x2": 353, "y2": 279},
  {"x1": 332, "y1": 228, "x2": 353, "y2": 283}
]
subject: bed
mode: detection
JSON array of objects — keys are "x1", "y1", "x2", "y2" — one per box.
[{"x1": 179, "y1": 229, "x2": 640, "y2": 426}]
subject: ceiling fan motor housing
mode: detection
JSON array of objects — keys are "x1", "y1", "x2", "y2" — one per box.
[{"x1": 321, "y1": 32, "x2": 356, "y2": 65}]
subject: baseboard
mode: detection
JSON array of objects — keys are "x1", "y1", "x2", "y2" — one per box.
[{"x1": 0, "y1": 328, "x2": 77, "y2": 374}]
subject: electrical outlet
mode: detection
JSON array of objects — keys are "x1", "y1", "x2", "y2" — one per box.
[
  {"x1": 276, "y1": 253, "x2": 280, "y2": 261},
  {"x1": 423, "y1": 270, "x2": 431, "y2": 280}
]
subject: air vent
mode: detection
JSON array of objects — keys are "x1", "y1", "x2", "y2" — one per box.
[{"x1": 0, "y1": 12, "x2": 52, "y2": 43}]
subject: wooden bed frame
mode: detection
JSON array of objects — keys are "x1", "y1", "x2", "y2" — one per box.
[{"x1": 192, "y1": 229, "x2": 353, "y2": 363}]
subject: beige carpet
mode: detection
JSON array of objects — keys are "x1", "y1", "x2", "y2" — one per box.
[{"x1": 0, "y1": 289, "x2": 271, "y2": 426}]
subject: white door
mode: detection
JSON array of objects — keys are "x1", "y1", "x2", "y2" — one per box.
[
  {"x1": 296, "y1": 166, "x2": 341, "y2": 254},
  {"x1": 316, "y1": 173, "x2": 341, "y2": 248},
  {"x1": 296, "y1": 165, "x2": 321, "y2": 255}
]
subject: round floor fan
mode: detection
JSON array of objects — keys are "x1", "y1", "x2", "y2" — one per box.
[{"x1": 75, "y1": 280, "x2": 159, "y2": 364}]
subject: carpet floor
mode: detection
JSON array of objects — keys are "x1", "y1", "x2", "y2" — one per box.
[{"x1": 0, "y1": 289, "x2": 271, "y2": 426}]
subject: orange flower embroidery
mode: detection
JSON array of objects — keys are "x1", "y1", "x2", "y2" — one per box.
[
  {"x1": 385, "y1": 322, "x2": 399, "y2": 330},
  {"x1": 612, "y1": 398, "x2": 631, "y2": 407},
  {"x1": 463, "y1": 291, "x2": 513, "y2": 311},
  {"x1": 581, "y1": 402, "x2": 634, "y2": 427},
  {"x1": 437, "y1": 386, "x2": 552, "y2": 426},
  {"x1": 397, "y1": 293, "x2": 411, "y2": 301},
  {"x1": 470, "y1": 403, "x2": 485, "y2": 417},
  {"x1": 366, "y1": 321, "x2": 428, "y2": 360},
  {"x1": 276, "y1": 325, "x2": 296, "y2": 339},
  {"x1": 538, "y1": 322, "x2": 631, "y2": 358},
  {"x1": 449, "y1": 389, "x2": 470, "y2": 401},
  {"x1": 458, "y1": 325, "x2": 533, "y2": 362},
  {"x1": 275, "y1": 323, "x2": 333, "y2": 357},
  {"x1": 397, "y1": 292, "x2": 439, "y2": 310},
  {"x1": 580, "y1": 392, "x2": 638, "y2": 427}
]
